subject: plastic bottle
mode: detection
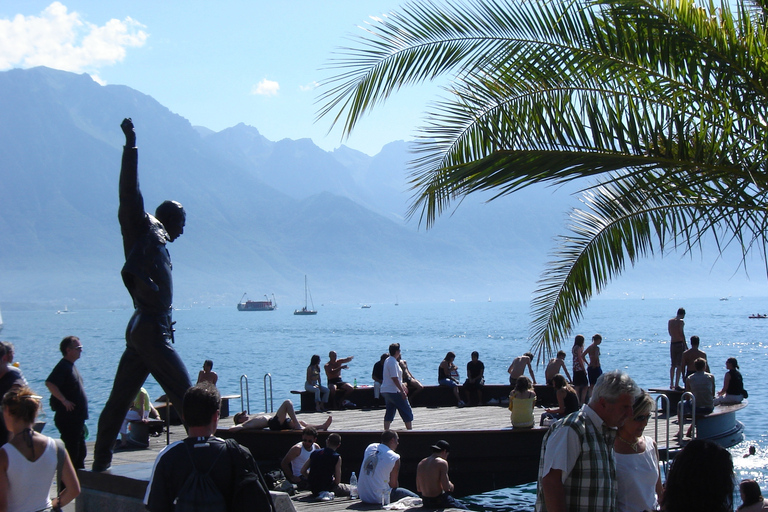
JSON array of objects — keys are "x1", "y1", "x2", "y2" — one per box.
[
  {"x1": 349, "y1": 472, "x2": 358, "y2": 499},
  {"x1": 354, "y1": 378, "x2": 358, "y2": 388}
]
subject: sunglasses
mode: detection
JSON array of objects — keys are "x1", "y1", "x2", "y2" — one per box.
[{"x1": 633, "y1": 413, "x2": 652, "y2": 422}]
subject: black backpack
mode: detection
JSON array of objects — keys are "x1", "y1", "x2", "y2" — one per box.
[
  {"x1": 225, "y1": 439, "x2": 276, "y2": 512},
  {"x1": 174, "y1": 443, "x2": 227, "y2": 512}
]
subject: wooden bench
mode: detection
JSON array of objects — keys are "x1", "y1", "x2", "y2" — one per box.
[{"x1": 291, "y1": 384, "x2": 558, "y2": 411}]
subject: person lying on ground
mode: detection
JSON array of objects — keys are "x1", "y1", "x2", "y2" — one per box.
[{"x1": 230, "y1": 400, "x2": 332, "y2": 431}]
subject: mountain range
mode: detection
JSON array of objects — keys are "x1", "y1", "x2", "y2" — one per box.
[{"x1": 0, "y1": 67, "x2": 764, "y2": 310}]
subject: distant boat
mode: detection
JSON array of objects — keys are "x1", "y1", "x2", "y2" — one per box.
[
  {"x1": 748, "y1": 314, "x2": 767, "y2": 319},
  {"x1": 237, "y1": 293, "x2": 277, "y2": 311},
  {"x1": 294, "y1": 276, "x2": 317, "y2": 316},
  {"x1": 56, "y1": 305, "x2": 69, "y2": 314},
  {"x1": 361, "y1": 304, "x2": 371, "y2": 309}
]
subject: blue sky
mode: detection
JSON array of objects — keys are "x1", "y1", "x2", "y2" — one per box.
[{"x1": 0, "y1": 1, "x2": 436, "y2": 155}]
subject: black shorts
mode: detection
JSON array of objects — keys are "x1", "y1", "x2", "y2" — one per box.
[
  {"x1": 587, "y1": 366, "x2": 603, "y2": 385},
  {"x1": 267, "y1": 416, "x2": 292, "y2": 431},
  {"x1": 573, "y1": 370, "x2": 588, "y2": 387},
  {"x1": 422, "y1": 493, "x2": 468, "y2": 510},
  {"x1": 329, "y1": 377, "x2": 345, "y2": 386},
  {"x1": 670, "y1": 342, "x2": 686, "y2": 367}
]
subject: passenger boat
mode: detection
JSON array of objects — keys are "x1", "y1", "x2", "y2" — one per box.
[
  {"x1": 236, "y1": 293, "x2": 277, "y2": 311},
  {"x1": 748, "y1": 313, "x2": 767, "y2": 318}
]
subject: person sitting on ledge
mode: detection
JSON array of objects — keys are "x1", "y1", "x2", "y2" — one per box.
[
  {"x1": 684, "y1": 357, "x2": 715, "y2": 416},
  {"x1": 196, "y1": 359, "x2": 218, "y2": 386},
  {"x1": 438, "y1": 352, "x2": 464, "y2": 406},
  {"x1": 714, "y1": 357, "x2": 746, "y2": 405},
  {"x1": 416, "y1": 440, "x2": 468, "y2": 510},
  {"x1": 230, "y1": 399, "x2": 332, "y2": 431}
]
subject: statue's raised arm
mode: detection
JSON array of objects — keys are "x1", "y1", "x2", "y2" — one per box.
[{"x1": 118, "y1": 118, "x2": 146, "y2": 256}]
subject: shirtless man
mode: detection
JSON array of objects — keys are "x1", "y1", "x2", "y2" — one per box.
[
  {"x1": 583, "y1": 334, "x2": 603, "y2": 398},
  {"x1": 325, "y1": 351, "x2": 354, "y2": 408},
  {"x1": 680, "y1": 335, "x2": 708, "y2": 379},
  {"x1": 281, "y1": 427, "x2": 320, "y2": 490},
  {"x1": 416, "y1": 440, "x2": 467, "y2": 510},
  {"x1": 668, "y1": 308, "x2": 687, "y2": 389},
  {"x1": 507, "y1": 352, "x2": 536, "y2": 386},
  {"x1": 545, "y1": 351, "x2": 572, "y2": 385},
  {"x1": 230, "y1": 399, "x2": 332, "y2": 431},
  {"x1": 196, "y1": 360, "x2": 218, "y2": 386}
]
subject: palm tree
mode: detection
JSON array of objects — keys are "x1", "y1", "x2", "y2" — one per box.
[{"x1": 317, "y1": 0, "x2": 768, "y2": 358}]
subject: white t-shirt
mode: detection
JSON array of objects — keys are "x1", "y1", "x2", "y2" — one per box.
[
  {"x1": 358, "y1": 442, "x2": 399, "y2": 503},
  {"x1": 615, "y1": 436, "x2": 659, "y2": 512},
  {"x1": 381, "y1": 356, "x2": 403, "y2": 394}
]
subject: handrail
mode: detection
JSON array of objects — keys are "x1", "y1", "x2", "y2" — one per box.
[
  {"x1": 240, "y1": 374, "x2": 250, "y2": 414},
  {"x1": 678, "y1": 391, "x2": 696, "y2": 445},
  {"x1": 654, "y1": 394, "x2": 671, "y2": 476},
  {"x1": 264, "y1": 373, "x2": 273, "y2": 412}
]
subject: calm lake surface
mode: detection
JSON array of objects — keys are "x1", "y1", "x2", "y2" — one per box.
[{"x1": 4, "y1": 297, "x2": 768, "y2": 510}]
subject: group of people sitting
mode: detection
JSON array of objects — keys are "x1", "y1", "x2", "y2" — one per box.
[{"x1": 280, "y1": 427, "x2": 467, "y2": 508}]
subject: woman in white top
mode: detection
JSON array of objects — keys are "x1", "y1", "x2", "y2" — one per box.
[
  {"x1": 305, "y1": 354, "x2": 330, "y2": 412},
  {"x1": 614, "y1": 392, "x2": 663, "y2": 512},
  {"x1": 0, "y1": 386, "x2": 80, "y2": 512}
]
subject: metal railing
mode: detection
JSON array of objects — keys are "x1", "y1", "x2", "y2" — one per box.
[
  {"x1": 240, "y1": 374, "x2": 250, "y2": 414},
  {"x1": 677, "y1": 391, "x2": 696, "y2": 445},
  {"x1": 654, "y1": 394, "x2": 671, "y2": 475},
  {"x1": 264, "y1": 373, "x2": 273, "y2": 412}
]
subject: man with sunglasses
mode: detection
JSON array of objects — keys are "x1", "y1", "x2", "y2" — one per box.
[
  {"x1": 45, "y1": 335, "x2": 88, "y2": 469},
  {"x1": 281, "y1": 427, "x2": 321, "y2": 490}
]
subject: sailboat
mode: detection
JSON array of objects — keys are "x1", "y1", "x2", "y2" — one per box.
[{"x1": 294, "y1": 276, "x2": 317, "y2": 315}]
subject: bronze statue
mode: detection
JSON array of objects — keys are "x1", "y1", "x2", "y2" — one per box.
[{"x1": 92, "y1": 118, "x2": 192, "y2": 472}]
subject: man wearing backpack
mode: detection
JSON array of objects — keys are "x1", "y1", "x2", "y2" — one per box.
[{"x1": 145, "y1": 382, "x2": 273, "y2": 512}]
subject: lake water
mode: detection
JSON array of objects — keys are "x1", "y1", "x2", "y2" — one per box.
[{"x1": 3, "y1": 296, "x2": 768, "y2": 510}]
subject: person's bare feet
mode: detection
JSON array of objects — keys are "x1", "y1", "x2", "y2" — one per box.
[{"x1": 319, "y1": 416, "x2": 333, "y2": 431}]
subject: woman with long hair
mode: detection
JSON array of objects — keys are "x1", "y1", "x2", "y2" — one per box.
[
  {"x1": 543, "y1": 374, "x2": 579, "y2": 419},
  {"x1": 438, "y1": 351, "x2": 464, "y2": 406},
  {"x1": 715, "y1": 357, "x2": 746, "y2": 405},
  {"x1": 614, "y1": 392, "x2": 663, "y2": 512},
  {"x1": 571, "y1": 335, "x2": 588, "y2": 404},
  {"x1": 508, "y1": 376, "x2": 536, "y2": 428},
  {"x1": 661, "y1": 439, "x2": 734, "y2": 512},
  {"x1": 305, "y1": 354, "x2": 330, "y2": 412},
  {"x1": 0, "y1": 386, "x2": 80, "y2": 512}
]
